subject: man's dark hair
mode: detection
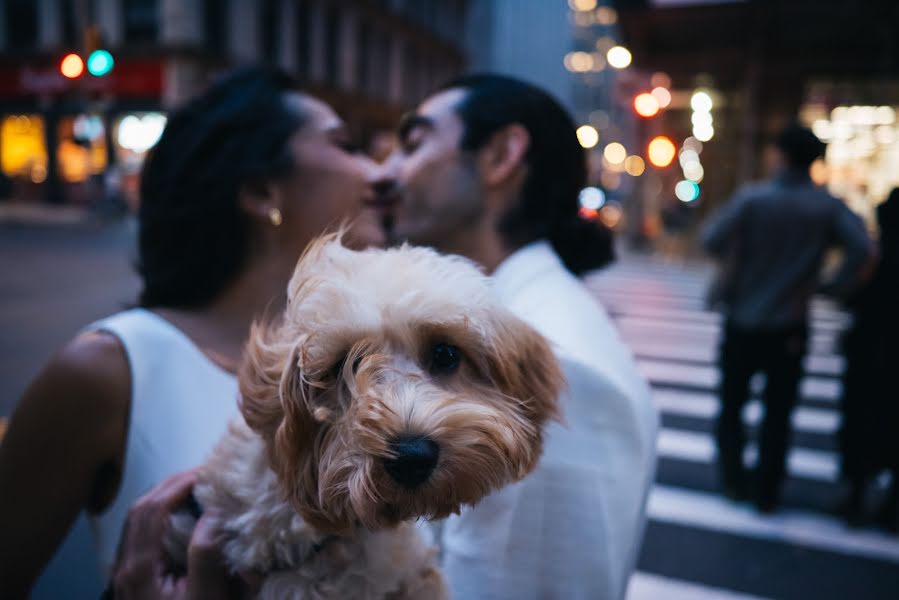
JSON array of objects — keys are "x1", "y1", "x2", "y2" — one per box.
[
  {"x1": 775, "y1": 123, "x2": 826, "y2": 170},
  {"x1": 441, "y1": 74, "x2": 614, "y2": 276},
  {"x1": 137, "y1": 66, "x2": 307, "y2": 308}
]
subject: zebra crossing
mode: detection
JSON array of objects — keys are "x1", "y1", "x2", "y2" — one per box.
[{"x1": 584, "y1": 254, "x2": 899, "y2": 600}]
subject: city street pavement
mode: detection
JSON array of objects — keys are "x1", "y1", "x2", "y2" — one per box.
[
  {"x1": 0, "y1": 217, "x2": 140, "y2": 416},
  {"x1": 588, "y1": 256, "x2": 899, "y2": 599},
  {"x1": 3, "y1": 221, "x2": 898, "y2": 598}
]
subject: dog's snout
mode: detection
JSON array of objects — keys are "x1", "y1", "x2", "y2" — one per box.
[{"x1": 383, "y1": 436, "x2": 439, "y2": 488}]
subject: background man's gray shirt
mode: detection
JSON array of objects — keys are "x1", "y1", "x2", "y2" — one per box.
[{"x1": 701, "y1": 172, "x2": 870, "y2": 330}]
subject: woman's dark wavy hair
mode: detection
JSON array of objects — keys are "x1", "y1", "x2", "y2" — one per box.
[
  {"x1": 441, "y1": 74, "x2": 614, "y2": 276},
  {"x1": 137, "y1": 66, "x2": 306, "y2": 308}
]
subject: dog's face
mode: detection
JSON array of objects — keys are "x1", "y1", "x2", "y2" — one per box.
[{"x1": 240, "y1": 236, "x2": 563, "y2": 534}]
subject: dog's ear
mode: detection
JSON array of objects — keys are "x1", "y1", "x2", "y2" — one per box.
[
  {"x1": 239, "y1": 321, "x2": 319, "y2": 462},
  {"x1": 485, "y1": 313, "x2": 565, "y2": 424}
]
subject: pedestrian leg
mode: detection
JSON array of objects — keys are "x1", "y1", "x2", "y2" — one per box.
[
  {"x1": 756, "y1": 327, "x2": 805, "y2": 512},
  {"x1": 716, "y1": 325, "x2": 756, "y2": 499}
]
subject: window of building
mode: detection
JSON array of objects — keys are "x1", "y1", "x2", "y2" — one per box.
[
  {"x1": 296, "y1": 0, "x2": 311, "y2": 78},
  {"x1": 5, "y1": 0, "x2": 38, "y2": 51},
  {"x1": 259, "y1": 0, "x2": 279, "y2": 63},
  {"x1": 123, "y1": 0, "x2": 158, "y2": 43},
  {"x1": 60, "y1": 0, "x2": 79, "y2": 48},
  {"x1": 323, "y1": 5, "x2": 340, "y2": 86},
  {"x1": 1, "y1": 115, "x2": 47, "y2": 183},
  {"x1": 203, "y1": 0, "x2": 226, "y2": 52},
  {"x1": 356, "y1": 22, "x2": 370, "y2": 94}
]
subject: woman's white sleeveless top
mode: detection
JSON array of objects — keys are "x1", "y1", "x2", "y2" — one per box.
[{"x1": 86, "y1": 308, "x2": 239, "y2": 576}]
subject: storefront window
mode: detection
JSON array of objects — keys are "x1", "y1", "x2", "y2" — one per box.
[
  {"x1": 802, "y1": 103, "x2": 899, "y2": 227},
  {"x1": 112, "y1": 112, "x2": 167, "y2": 208},
  {"x1": 0, "y1": 114, "x2": 47, "y2": 183},
  {"x1": 57, "y1": 114, "x2": 107, "y2": 183}
]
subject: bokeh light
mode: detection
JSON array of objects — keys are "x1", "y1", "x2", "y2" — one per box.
[
  {"x1": 647, "y1": 136, "x2": 676, "y2": 167},
  {"x1": 683, "y1": 136, "x2": 704, "y2": 154},
  {"x1": 693, "y1": 124, "x2": 715, "y2": 142},
  {"x1": 576, "y1": 125, "x2": 599, "y2": 148},
  {"x1": 579, "y1": 186, "x2": 606, "y2": 210},
  {"x1": 569, "y1": 0, "x2": 598, "y2": 11},
  {"x1": 60, "y1": 53, "x2": 84, "y2": 79},
  {"x1": 634, "y1": 93, "x2": 660, "y2": 118},
  {"x1": 683, "y1": 161, "x2": 704, "y2": 182},
  {"x1": 650, "y1": 72, "x2": 672, "y2": 89},
  {"x1": 675, "y1": 180, "x2": 700, "y2": 202},
  {"x1": 691, "y1": 111, "x2": 713, "y2": 127},
  {"x1": 599, "y1": 202, "x2": 623, "y2": 228},
  {"x1": 603, "y1": 142, "x2": 627, "y2": 164},
  {"x1": 624, "y1": 155, "x2": 646, "y2": 176},
  {"x1": 607, "y1": 46, "x2": 632, "y2": 69},
  {"x1": 564, "y1": 51, "x2": 594, "y2": 72},
  {"x1": 691, "y1": 91, "x2": 713, "y2": 113},
  {"x1": 595, "y1": 6, "x2": 618, "y2": 25},
  {"x1": 651, "y1": 86, "x2": 671, "y2": 108}
]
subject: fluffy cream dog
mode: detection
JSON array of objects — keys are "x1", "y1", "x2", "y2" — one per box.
[{"x1": 170, "y1": 235, "x2": 564, "y2": 598}]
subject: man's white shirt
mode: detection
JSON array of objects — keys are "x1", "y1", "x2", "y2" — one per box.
[{"x1": 437, "y1": 240, "x2": 658, "y2": 600}]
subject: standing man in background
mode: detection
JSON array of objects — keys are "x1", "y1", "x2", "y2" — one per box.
[{"x1": 701, "y1": 123, "x2": 872, "y2": 513}]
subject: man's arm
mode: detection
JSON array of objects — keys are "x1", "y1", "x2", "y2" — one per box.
[
  {"x1": 700, "y1": 191, "x2": 749, "y2": 257},
  {"x1": 819, "y1": 201, "x2": 873, "y2": 297}
]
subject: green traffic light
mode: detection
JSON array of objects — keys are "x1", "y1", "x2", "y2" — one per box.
[{"x1": 87, "y1": 49, "x2": 114, "y2": 76}]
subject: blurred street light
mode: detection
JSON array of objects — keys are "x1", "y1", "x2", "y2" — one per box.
[
  {"x1": 579, "y1": 186, "x2": 606, "y2": 210},
  {"x1": 647, "y1": 136, "x2": 676, "y2": 167},
  {"x1": 634, "y1": 93, "x2": 660, "y2": 118},
  {"x1": 576, "y1": 125, "x2": 600, "y2": 148},
  {"x1": 691, "y1": 91, "x2": 713, "y2": 112},
  {"x1": 60, "y1": 53, "x2": 84, "y2": 79},
  {"x1": 604, "y1": 142, "x2": 627, "y2": 164},
  {"x1": 651, "y1": 86, "x2": 672, "y2": 108},
  {"x1": 607, "y1": 46, "x2": 632, "y2": 69},
  {"x1": 569, "y1": 0, "x2": 597, "y2": 11},
  {"x1": 675, "y1": 180, "x2": 700, "y2": 202},
  {"x1": 624, "y1": 155, "x2": 646, "y2": 176}
]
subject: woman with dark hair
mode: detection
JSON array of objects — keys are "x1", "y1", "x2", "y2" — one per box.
[
  {"x1": 839, "y1": 188, "x2": 899, "y2": 531},
  {"x1": 0, "y1": 66, "x2": 385, "y2": 597}
]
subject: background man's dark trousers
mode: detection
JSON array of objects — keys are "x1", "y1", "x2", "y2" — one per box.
[{"x1": 715, "y1": 320, "x2": 808, "y2": 510}]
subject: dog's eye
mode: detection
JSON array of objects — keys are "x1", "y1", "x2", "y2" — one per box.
[{"x1": 430, "y1": 343, "x2": 461, "y2": 374}]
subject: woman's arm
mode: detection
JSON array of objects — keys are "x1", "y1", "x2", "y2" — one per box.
[{"x1": 0, "y1": 332, "x2": 131, "y2": 598}]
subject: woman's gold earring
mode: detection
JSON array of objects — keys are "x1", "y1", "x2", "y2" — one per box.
[{"x1": 268, "y1": 207, "x2": 283, "y2": 227}]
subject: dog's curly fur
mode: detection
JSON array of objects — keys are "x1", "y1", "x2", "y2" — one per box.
[{"x1": 170, "y1": 235, "x2": 564, "y2": 599}]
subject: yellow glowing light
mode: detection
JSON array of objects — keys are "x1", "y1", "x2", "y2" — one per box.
[
  {"x1": 651, "y1": 87, "x2": 671, "y2": 108},
  {"x1": 569, "y1": 0, "x2": 597, "y2": 11},
  {"x1": 576, "y1": 125, "x2": 599, "y2": 149},
  {"x1": 603, "y1": 142, "x2": 627, "y2": 165},
  {"x1": 564, "y1": 51, "x2": 594, "y2": 73},
  {"x1": 634, "y1": 93, "x2": 660, "y2": 118},
  {"x1": 809, "y1": 159, "x2": 828, "y2": 185},
  {"x1": 590, "y1": 53, "x2": 606, "y2": 71},
  {"x1": 1, "y1": 114, "x2": 48, "y2": 177},
  {"x1": 624, "y1": 155, "x2": 646, "y2": 176},
  {"x1": 595, "y1": 6, "x2": 618, "y2": 24},
  {"x1": 647, "y1": 136, "x2": 676, "y2": 167},
  {"x1": 606, "y1": 46, "x2": 632, "y2": 69},
  {"x1": 690, "y1": 91, "x2": 713, "y2": 113},
  {"x1": 60, "y1": 53, "x2": 84, "y2": 79},
  {"x1": 599, "y1": 202, "x2": 623, "y2": 228}
]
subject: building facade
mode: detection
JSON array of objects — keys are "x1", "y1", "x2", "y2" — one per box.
[{"x1": 0, "y1": 0, "x2": 469, "y2": 207}]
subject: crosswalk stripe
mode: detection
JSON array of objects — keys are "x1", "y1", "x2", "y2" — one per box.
[
  {"x1": 636, "y1": 359, "x2": 843, "y2": 401},
  {"x1": 653, "y1": 388, "x2": 840, "y2": 434},
  {"x1": 627, "y1": 571, "x2": 770, "y2": 600},
  {"x1": 656, "y1": 428, "x2": 839, "y2": 482},
  {"x1": 622, "y1": 340, "x2": 845, "y2": 375},
  {"x1": 647, "y1": 485, "x2": 899, "y2": 564}
]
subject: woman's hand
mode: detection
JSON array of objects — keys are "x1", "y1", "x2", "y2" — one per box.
[{"x1": 110, "y1": 470, "x2": 251, "y2": 600}]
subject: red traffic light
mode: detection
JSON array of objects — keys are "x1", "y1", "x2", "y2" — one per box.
[{"x1": 60, "y1": 53, "x2": 84, "y2": 79}]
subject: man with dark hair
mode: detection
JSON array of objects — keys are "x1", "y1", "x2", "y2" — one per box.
[
  {"x1": 701, "y1": 123, "x2": 872, "y2": 513},
  {"x1": 375, "y1": 74, "x2": 658, "y2": 599}
]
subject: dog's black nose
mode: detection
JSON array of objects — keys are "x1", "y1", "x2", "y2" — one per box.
[{"x1": 383, "y1": 436, "x2": 439, "y2": 488}]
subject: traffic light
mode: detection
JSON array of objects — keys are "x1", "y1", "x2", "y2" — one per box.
[
  {"x1": 59, "y1": 53, "x2": 84, "y2": 79},
  {"x1": 87, "y1": 50, "x2": 114, "y2": 76},
  {"x1": 85, "y1": 25, "x2": 114, "y2": 77}
]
